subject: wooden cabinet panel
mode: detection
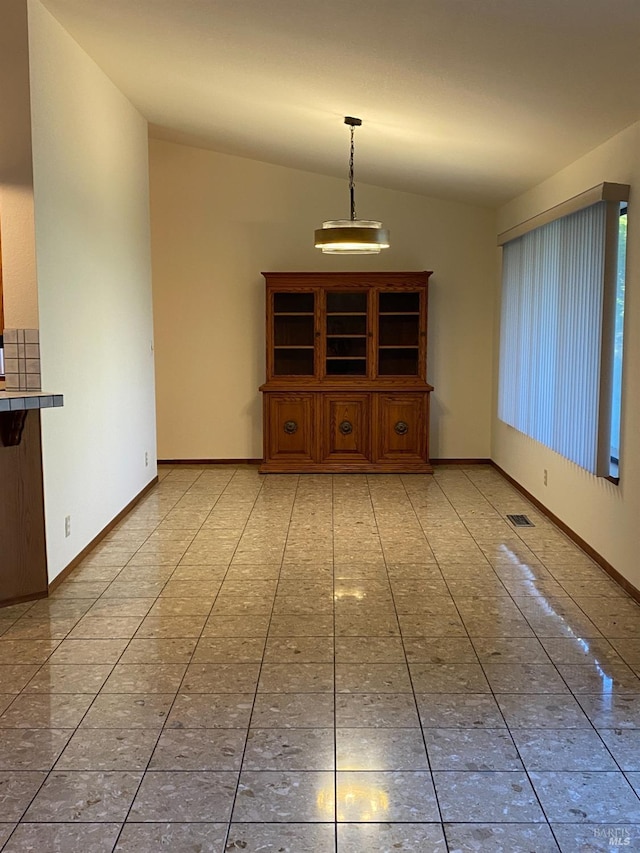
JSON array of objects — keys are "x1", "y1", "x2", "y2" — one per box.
[
  {"x1": 375, "y1": 394, "x2": 428, "y2": 463},
  {"x1": 321, "y1": 394, "x2": 370, "y2": 463},
  {"x1": 264, "y1": 394, "x2": 316, "y2": 463},
  {"x1": 0, "y1": 411, "x2": 48, "y2": 605}
]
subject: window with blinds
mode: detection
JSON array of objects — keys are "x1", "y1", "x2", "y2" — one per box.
[{"x1": 497, "y1": 183, "x2": 629, "y2": 479}]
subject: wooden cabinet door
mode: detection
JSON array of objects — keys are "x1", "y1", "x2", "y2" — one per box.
[
  {"x1": 321, "y1": 394, "x2": 371, "y2": 463},
  {"x1": 322, "y1": 289, "x2": 372, "y2": 380},
  {"x1": 269, "y1": 289, "x2": 318, "y2": 380},
  {"x1": 374, "y1": 393, "x2": 428, "y2": 463},
  {"x1": 265, "y1": 393, "x2": 316, "y2": 463},
  {"x1": 375, "y1": 288, "x2": 426, "y2": 380}
]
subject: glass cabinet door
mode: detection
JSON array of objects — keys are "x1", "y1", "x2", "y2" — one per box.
[
  {"x1": 272, "y1": 291, "x2": 316, "y2": 376},
  {"x1": 377, "y1": 291, "x2": 421, "y2": 376},
  {"x1": 325, "y1": 291, "x2": 368, "y2": 376}
]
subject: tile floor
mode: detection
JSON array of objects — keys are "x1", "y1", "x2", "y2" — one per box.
[{"x1": 0, "y1": 465, "x2": 640, "y2": 851}]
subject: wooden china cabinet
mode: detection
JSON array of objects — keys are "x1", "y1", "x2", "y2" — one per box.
[{"x1": 259, "y1": 271, "x2": 433, "y2": 473}]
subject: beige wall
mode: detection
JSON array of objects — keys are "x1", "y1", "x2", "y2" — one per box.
[
  {"x1": 0, "y1": 0, "x2": 38, "y2": 328},
  {"x1": 28, "y1": 0, "x2": 157, "y2": 581},
  {"x1": 150, "y1": 139, "x2": 496, "y2": 461},
  {"x1": 493, "y1": 120, "x2": 640, "y2": 589}
]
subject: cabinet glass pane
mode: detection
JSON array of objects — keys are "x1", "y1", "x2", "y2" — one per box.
[
  {"x1": 274, "y1": 349, "x2": 314, "y2": 375},
  {"x1": 325, "y1": 291, "x2": 368, "y2": 376},
  {"x1": 326, "y1": 358, "x2": 367, "y2": 376},
  {"x1": 275, "y1": 315, "x2": 314, "y2": 346},
  {"x1": 326, "y1": 315, "x2": 367, "y2": 336},
  {"x1": 379, "y1": 292, "x2": 420, "y2": 313},
  {"x1": 379, "y1": 315, "x2": 419, "y2": 346},
  {"x1": 274, "y1": 292, "x2": 314, "y2": 313},
  {"x1": 378, "y1": 348, "x2": 419, "y2": 375},
  {"x1": 327, "y1": 292, "x2": 367, "y2": 313},
  {"x1": 327, "y1": 337, "x2": 366, "y2": 358}
]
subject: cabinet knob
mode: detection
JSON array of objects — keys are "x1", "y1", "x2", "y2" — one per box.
[
  {"x1": 339, "y1": 420, "x2": 353, "y2": 436},
  {"x1": 394, "y1": 421, "x2": 409, "y2": 436},
  {"x1": 283, "y1": 420, "x2": 298, "y2": 435}
]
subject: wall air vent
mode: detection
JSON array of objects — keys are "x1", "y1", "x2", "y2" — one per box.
[{"x1": 507, "y1": 514, "x2": 534, "y2": 527}]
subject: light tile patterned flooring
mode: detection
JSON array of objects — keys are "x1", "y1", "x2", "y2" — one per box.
[{"x1": 0, "y1": 465, "x2": 640, "y2": 851}]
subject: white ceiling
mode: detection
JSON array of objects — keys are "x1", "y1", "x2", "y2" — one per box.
[{"x1": 39, "y1": 0, "x2": 640, "y2": 206}]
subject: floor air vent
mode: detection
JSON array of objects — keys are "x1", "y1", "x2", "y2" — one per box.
[{"x1": 507, "y1": 514, "x2": 534, "y2": 527}]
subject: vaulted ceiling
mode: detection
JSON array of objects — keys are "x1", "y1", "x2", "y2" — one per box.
[{"x1": 39, "y1": 0, "x2": 640, "y2": 206}]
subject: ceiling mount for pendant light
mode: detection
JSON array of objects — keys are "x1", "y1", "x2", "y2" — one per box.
[{"x1": 314, "y1": 116, "x2": 390, "y2": 254}]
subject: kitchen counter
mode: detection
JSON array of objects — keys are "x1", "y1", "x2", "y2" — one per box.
[
  {"x1": 0, "y1": 392, "x2": 63, "y2": 448},
  {"x1": 0, "y1": 391, "x2": 64, "y2": 411}
]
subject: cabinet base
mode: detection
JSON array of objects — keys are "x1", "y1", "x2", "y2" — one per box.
[{"x1": 259, "y1": 461, "x2": 434, "y2": 474}]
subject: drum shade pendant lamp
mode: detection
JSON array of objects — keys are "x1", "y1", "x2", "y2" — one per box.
[{"x1": 315, "y1": 116, "x2": 390, "y2": 254}]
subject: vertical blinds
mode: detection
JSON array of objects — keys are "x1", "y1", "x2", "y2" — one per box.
[{"x1": 498, "y1": 202, "x2": 609, "y2": 474}]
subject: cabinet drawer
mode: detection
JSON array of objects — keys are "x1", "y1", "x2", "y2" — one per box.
[
  {"x1": 321, "y1": 394, "x2": 371, "y2": 462},
  {"x1": 374, "y1": 393, "x2": 427, "y2": 463},
  {"x1": 265, "y1": 394, "x2": 316, "y2": 462}
]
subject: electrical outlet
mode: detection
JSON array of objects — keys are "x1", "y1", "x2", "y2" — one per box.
[
  {"x1": 64, "y1": 515, "x2": 71, "y2": 538},
  {"x1": 145, "y1": 451, "x2": 149, "y2": 467},
  {"x1": 543, "y1": 469, "x2": 548, "y2": 486}
]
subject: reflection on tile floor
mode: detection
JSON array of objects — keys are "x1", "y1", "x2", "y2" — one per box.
[{"x1": 1, "y1": 465, "x2": 640, "y2": 851}]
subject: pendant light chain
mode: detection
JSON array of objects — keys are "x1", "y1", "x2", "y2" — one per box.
[
  {"x1": 349, "y1": 123, "x2": 357, "y2": 222},
  {"x1": 314, "y1": 114, "x2": 389, "y2": 253}
]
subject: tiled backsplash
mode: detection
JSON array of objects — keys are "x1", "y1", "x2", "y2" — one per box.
[{"x1": 3, "y1": 329, "x2": 41, "y2": 391}]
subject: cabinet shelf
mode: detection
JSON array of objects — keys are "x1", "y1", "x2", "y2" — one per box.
[
  {"x1": 379, "y1": 345, "x2": 419, "y2": 350},
  {"x1": 326, "y1": 356, "x2": 366, "y2": 361},
  {"x1": 274, "y1": 345, "x2": 314, "y2": 350}
]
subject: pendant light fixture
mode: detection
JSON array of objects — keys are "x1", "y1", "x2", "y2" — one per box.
[{"x1": 314, "y1": 116, "x2": 390, "y2": 254}]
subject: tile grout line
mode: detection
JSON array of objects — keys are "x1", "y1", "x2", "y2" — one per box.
[
  {"x1": 222, "y1": 472, "x2": 300, "y2": 850},
  {"x1": 332, "y1": 473, "x2": 338, "y2": 852},
  {"x1": 0, "y1": 470, "x2": 207, "y2": 852},
  {"x1": 405, "y1": 470, "x2": 580, "y2": 839},
  {"x1": 109, "y1": 466, "x2": 236, "y2": 850},
  {"x1": 462, "y1": 466, "x2": 640, "y2": 782},
  {"x1": 457, "y1": 466, "x2": 640, "y2": 840},
  {"x1": 452, "y1": 467, "x2": 564, "y2": 837},
  {"x1": 394, "y1": 473, "x2": 454, "y2": 844},
  {"x1": 2, "y1": 465, "x2": 640, "y2": 849}
]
